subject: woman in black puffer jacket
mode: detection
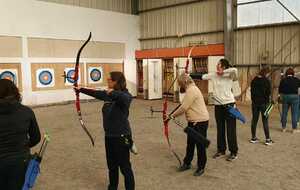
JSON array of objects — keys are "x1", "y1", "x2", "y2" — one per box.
[{"x1": 0, "y1": 79, "x2": 41, "y2": 190}]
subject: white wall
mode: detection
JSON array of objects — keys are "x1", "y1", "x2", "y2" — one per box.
[{"x1": 0, "y1": 0, "x2": 140, "y2": 105}]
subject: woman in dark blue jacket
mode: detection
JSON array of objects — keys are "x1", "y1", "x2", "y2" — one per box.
[
  {"x1": 76, "y1": 71, "x2": 135, "y2": 190},
  {"x1": 279, "y1": 68, "x2": 300, "y2": 133},
  {"x1": 0, "y1": 79, "x2": 41, "y2": 190}
]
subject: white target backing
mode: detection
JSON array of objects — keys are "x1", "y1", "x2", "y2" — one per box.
[
  {"x1": 36, "y1": 68, "x2": 55, "y2": 88},
  {"x1": 88, "y1": 67, "x2": 103, "y2": 84},
  {"x1": 0, "y1": 69, "x2": 18, "y2": 86}
]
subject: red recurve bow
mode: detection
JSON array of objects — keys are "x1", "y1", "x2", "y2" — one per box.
[
  {"x1": 74, "y1": 32, "x2": 95, "y2": 146},
  {"x1": 162, "y1": 46, "x2": 196, "y2": 166}
]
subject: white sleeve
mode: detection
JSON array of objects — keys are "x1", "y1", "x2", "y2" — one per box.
[
  {"x1": 223, "y1": 68, "x2": 238, "y2": 80},
  {"x1": 202, "y1": 73, "x2": 215, "y2": 80}
]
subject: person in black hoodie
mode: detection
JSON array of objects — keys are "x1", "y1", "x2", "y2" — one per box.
[
  {"x1": 75, "y1": 71, "x2": 135, "y2": 190},
  {"x1": 250, "y1": 68, "x2": 273, "y2": 145},
  {"x1": 0, "y1": 79, "x2": 41, "y2": 190}
]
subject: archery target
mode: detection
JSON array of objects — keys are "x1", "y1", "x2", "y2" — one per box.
[
  {"x1": 36, "y1": 68, "x2": 55, "y2": 88},
  {"x1": 88, "y1": 67, "x2": 103, "y2": 84},
  {"x1": 64, "y1": 68, "x2": 80, "y2": 86},
  {"x1": 0, "y1": 69, "x2": 18, "y2": 86}
]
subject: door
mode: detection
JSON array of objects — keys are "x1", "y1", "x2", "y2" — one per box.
[{"x1": 147, "y1": 59, "x2": 162, "y2": 99}]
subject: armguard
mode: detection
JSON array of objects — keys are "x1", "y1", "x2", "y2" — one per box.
[{"x1": 189, "y1": 72, "x2": 205, "y2": 80}]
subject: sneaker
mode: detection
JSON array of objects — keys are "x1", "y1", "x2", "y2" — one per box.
[
  {"x1": 226, "y1": 153, "x2": 238, "y2": 161},
  {"x1": 130, "y1": 143, "x2": 138, "y2": 155},
  {"x1": 250, "y1": 137, "x2": 259, "y2": 144},
  {"x1": 282, "y1": 128, "x2": 287, "y2": 133},
  {"x1": 212, "y1": 152, "x2": 226, "y2": 159},
  {"x1": 193, "y1": 168, "x2": 204, "y2": 176},
  {"x1": 265, "y1": 139, "x2": 274, "y2": 145},
  {"x1": 177, "y1": 163, "x2": 191, "y2": 172},
  {"x1": 292, "y1": 129, "x2": 300, "y2": 134}
]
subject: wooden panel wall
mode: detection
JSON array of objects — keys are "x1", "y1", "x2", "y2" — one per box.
[
  {"x1": 139, "y1": 0, "x2": 224, "y2": 49},
  {"x1": 0, "y1": 36, "x2": 22, "y2": 57},
  {"x1": 234, "y1": 24, "x2": 300, "y2": 65},
  {"x1": 28, "y1": 38, "x2": 125, "y2": 59}
]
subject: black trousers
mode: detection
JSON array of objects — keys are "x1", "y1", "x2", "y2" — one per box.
[
  {"x1": 183, "y1": 121, "x2": 208, "y2": 170},
  {"x1": 105, "y1": 137, "x2": 135, "y2": 190},
  {"x1": 0, "y1": 159, "x2": 28, "y2": 190},
  {"x1": 251, "y1": 103, "x2": 270, "y2": 139},
  {"x1": 215, "y1": 104, "x2": 238, "y2": 155}
]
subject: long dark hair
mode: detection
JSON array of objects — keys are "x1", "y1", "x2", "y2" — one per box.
[
  {"x1": 0, "y1": 79, "x2": 21, "y2": 102},
  {"x1": 110, "y1": 72, "x2": 127, "y2": 91},
  {"x1": 219, "y1": 58, "x2": 231, "y2": 69}
]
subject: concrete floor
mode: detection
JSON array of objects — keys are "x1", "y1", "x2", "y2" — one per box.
[{"x1": 32, "y1": 99, "x2": 300, "y2": 190}]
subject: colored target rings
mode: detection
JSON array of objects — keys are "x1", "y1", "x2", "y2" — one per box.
[
  {"x1": 0, "y1": 71, "x2": 16, "y2": 82},
  {"x1": 38, "y1": 70, "x2": 53, "y2": 85},
  {"x1": 66, "y1": 69, "x2": 76, "y2": 83},
  {"x1": 90, "y1": 68, "x2": 102, "y2": 82}
]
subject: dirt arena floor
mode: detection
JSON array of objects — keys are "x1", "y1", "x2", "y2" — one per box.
[{"x1": 31, "y1": 99, "x2": 300, "y2": 190}]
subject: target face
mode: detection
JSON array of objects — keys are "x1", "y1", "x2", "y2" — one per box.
[
  {"x1": 90, "y1": 69, "x2": 102, "y2": 82},
  {"x1": 0, "y1": 69, "x2": 18, "y2": 86},
  {"x1": 1, "y1": 71, "x2": 15, "y2": 81},
  {"x1": 36, "y1": 69, "x2": 55, "y2": 88},
  {"x1": 66, "y1": 69, "x2": 75, "y2": 83},
  {"x1": 39, "y1": 71, "x2": 52, "y2": 85},
  {"x1": 88, "y1": 67, "x2": 103, "y2": 84},
  {"x1": 64, "y1": 68, "x2": 80, "y2": 86}
]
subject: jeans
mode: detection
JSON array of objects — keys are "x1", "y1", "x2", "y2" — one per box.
[
  {"x1": 281, "y1": 94, "x2": 299, "y2": 129},
  {"x1": 251, "y1": 103, "x2": 270, "y2": 139}
]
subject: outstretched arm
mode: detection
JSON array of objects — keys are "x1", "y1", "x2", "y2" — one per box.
[
  {"x1": 190, "y1": 72, "x2": 214, "y2": 80},
  {"x1": 79, "y1": 87, "x2": 112, "y2": 101}
]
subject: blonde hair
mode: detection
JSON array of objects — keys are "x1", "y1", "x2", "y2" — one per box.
[{"x1": 177, "y1": 73, "x2": 194, "y2": 89}]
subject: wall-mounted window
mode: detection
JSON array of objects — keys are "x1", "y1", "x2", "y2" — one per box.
[{"x1": 237, "y1": 0, "x2": 300, "y2": 27}]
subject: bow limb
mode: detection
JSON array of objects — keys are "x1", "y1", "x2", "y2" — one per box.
[
  {"x1": 74, "y1": 32, "x2": 95, "y2": 146},
  {"x1": 184, "y1": 46, "x2": 196, "y2": 74},
  {"x1": 163, "y1": 99, "x2": 182, "y2": 166}
]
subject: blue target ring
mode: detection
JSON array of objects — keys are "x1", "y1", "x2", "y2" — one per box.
[
  {"x1": 90, "y1": 68, "x2": 102, "y2": 82},
  {"x1": 38, "y1": 70, "x2": 53, "y2": 85},
  {"x1": 0, "y1": 71, "x2": 16, "y2": 83},
  {"x1": 66, "y1": 69, "x2": 76, "y2": 83}
]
